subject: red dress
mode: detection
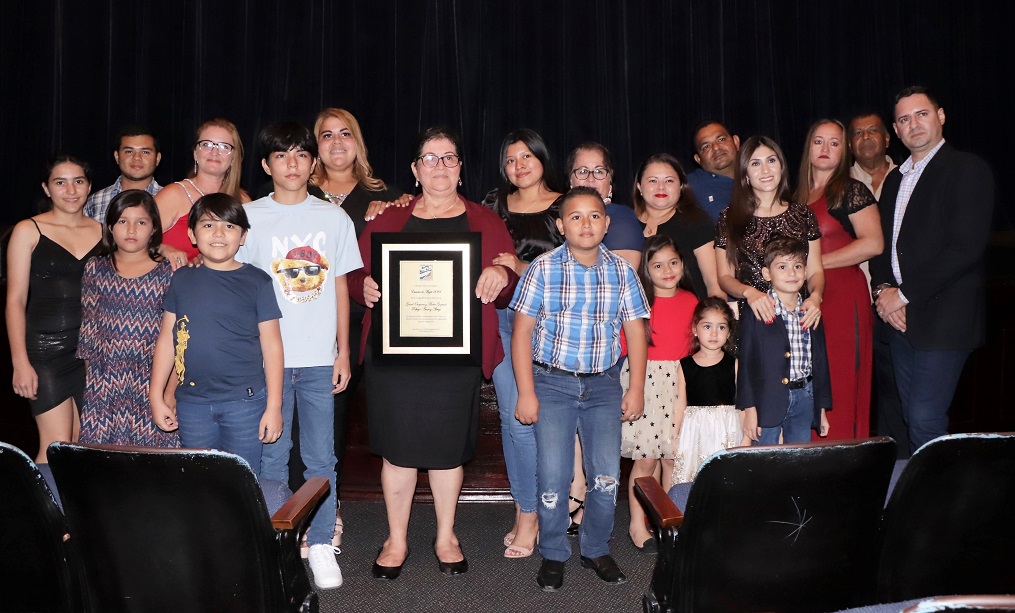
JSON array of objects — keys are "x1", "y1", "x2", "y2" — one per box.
[{"x1": 809, "y1": 180, "x2": 876, "y2": 439}]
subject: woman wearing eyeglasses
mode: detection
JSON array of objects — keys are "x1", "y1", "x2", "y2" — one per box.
[
  {"x1": 349, "y1": 126, "x2": 519, "y2": 579},
  {"x1": 554, "y1": 142, "x2": 647, "y2": 540},
  {"x1": 155, "y1": 118, "x2": 250, "y2": 266},
  {"x1": 480, "y1": 128, "x2": 563, "y2": 560}
]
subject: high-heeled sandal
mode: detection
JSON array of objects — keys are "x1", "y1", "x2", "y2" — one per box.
[{"x1": 566, "y1": 495, "x2": 584, "y2": 536}]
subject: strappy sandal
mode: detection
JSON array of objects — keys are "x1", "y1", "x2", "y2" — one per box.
[{"x1": 566, "y1": 495, "x2": 584, "y2": 536}]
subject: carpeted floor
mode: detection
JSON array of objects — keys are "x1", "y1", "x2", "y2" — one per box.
[{"x1": 310, "y1": 500, "x2": 654, "y2": 612}]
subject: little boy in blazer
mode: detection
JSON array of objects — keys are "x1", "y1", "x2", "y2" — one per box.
[{"x1": 737, "y1": 236, "x2": 831, "y2": 444}]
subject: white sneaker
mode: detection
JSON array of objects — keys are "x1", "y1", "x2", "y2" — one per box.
[
  {"x1": 307, "y1": 544, "x2": 343, "y2": 589},
  {"x1": 300, "y1": 512, "x2": 343, "y2": 559}
]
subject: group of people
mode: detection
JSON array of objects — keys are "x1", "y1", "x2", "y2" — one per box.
[{"x1": 6, "y1": 84, "x2": 994, "y2": 593}]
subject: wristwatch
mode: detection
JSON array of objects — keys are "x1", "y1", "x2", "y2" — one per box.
[{"x1": 872, "y1": 283, "x2": 893, "y2": 301}]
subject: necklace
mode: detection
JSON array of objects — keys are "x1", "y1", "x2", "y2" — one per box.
[
  {"x1": 321, "y1": 188, "x2": 348, "y2": 205},
  {"x1": 184, "y1": 178, "x2": 206, "y2": 197},
  {"x1": 427, "y1": 200, "x2": 455, "y2": 219}
]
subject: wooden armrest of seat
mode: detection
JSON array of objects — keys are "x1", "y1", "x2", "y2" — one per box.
[
  {"x1": 271, "y1": 477, "x2": 329, "y2": 531},
  {"x1": 634, "y1": 476, "x2": 684, "y2": 530}
]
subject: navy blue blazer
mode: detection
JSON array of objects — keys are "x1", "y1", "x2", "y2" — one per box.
[
  {"x1": 736, "y1": 311, "x2": 833, "y2": 429},
  {"x1": 869, "y1": 143, "x2": 994, "y2": 351}
]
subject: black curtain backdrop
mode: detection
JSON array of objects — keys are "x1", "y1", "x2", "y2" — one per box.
[{"x1": 2, "y1": 0, "x2": 1010, "y2": 227}]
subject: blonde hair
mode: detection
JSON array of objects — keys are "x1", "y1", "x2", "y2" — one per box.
[
  {"x1": 189, "y1": 118, "x2": 244, "y2": 200},
  {"x1": 311, "y1": 108, "x2": 386, "y2": 192}
]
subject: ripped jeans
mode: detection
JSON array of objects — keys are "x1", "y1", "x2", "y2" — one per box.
[{"x1": 532, "y1": 361, "x2": 623, "y2": 561}]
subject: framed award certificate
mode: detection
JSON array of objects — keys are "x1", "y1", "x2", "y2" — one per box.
[{"x1": 370, "y1": 232, "x2": 482, "y2": 366}]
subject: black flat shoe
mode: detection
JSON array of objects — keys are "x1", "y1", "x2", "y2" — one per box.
[
  {"x1": 537, "y1": 559, "x2": 565, "y2": 591},
  {"x1": 580, "y1": 554, "x2": 627, "y2": 584},
  {"x1": 633, "y1": 535, "x2": 658, "y2": 555},
  {"x1": 432, "y1": 538, "x2": 468, "y2": 575},
  {"x1": 372, "y1": 547, "x2": 409, "y2": 581}
]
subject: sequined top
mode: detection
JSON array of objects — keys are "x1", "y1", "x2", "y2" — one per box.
[{"x1": 714, "y1": 202, "x2": 821, "y2": 292}]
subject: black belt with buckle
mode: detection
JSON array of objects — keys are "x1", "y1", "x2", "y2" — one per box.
[
  {"x1": 787, "y1": 375, "x2": 813, "y2": 389},
  {"x1": 534, "y1": 362, "x2": 602, "y2": 378}
]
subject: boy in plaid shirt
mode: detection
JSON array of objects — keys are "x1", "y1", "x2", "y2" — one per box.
[
  {"x1": 738, "y1": 236, "x2": 831, "y2": 445},
  {"x1": 511, "y1": 187, "x2": 650, "y2": 591}
]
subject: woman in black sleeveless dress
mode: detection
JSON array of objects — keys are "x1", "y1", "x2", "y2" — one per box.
[{"x1": 6, "y1": 154, "x2": 102, "y2": 462}]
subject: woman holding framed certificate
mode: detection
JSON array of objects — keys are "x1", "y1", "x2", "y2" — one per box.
[{"x1": 349, "y1": 126, "x2": 519, "y2": 580}]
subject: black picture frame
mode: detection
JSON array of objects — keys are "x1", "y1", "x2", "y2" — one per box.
[{"x1": 370, "y1": 232, "x2": 482, "y2": 366}]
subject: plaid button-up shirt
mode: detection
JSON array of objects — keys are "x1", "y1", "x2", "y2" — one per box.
[
  {"x1": 511, "y1": 243, "x2": 650, "y2": 374},
  {"x1": 770, "y1": 289, "x2": 811, "y2": 381}
]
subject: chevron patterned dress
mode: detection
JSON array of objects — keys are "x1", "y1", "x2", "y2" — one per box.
[{"x1": 77, "y1": 256, "x2": 179, "y2": 447}]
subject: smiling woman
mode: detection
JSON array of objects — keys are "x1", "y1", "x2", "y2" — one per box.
[
  {"x1": 714, "y1": 136, "x2": 825, "y2": 327},
  {"x1": 349, "y1": 126, "x2": 519, "y2": 579},
  {"x1": 4, "y1": 153, "x2": 103, "y2": 462},
  {"x1": 155, "y1": 118, "x2": 250, "y2": 265},
  {"x1": 632, "y1": 153, "x2": 722, "y2": 300}
]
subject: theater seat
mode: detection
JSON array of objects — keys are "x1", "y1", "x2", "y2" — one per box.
[
  {"x1": 0, "y1": 441, "x2": 80, "y2": 612},
  {"x1": 48, "y1": 442, "x2": 327, "y2": 613},
  {"x1": 876, "y1": 432, "x2": 1015, "y2": 602},
  {"x1": 635, "y1": 436, "x2": 896, "y2": 613}
]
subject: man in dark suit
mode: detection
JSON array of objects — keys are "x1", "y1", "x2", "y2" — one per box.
[{"x1": 870, "y1": 86, "x2": 995, "y2": 454}]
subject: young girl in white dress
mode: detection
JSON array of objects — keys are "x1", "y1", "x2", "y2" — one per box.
[
  {"x1": 621, "y1": 235, "x2": 698, "y2": 551},
  {"x1": 670, "y1": 297, "x2": 745, "y2": 485}
]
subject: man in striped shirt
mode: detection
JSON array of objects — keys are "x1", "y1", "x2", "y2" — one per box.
[{"x1": 511, "y1": 186, "x2": 650, "y2": 591}]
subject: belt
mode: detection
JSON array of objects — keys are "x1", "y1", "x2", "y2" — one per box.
[
  {"x1": 786, "y1": 375, "x2": 813, "y2": 389},
  {"x1": 534, "y1": 362, "x2": 603, "y2": 378}
]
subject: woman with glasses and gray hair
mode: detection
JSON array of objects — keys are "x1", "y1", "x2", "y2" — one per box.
[
  {"x1": 555, "y1": 142, "x2": 645, "y2": 539},
  {"x1": 155, "y1": 118, "x2": 250, "y2": 267},
  {"x1": 350, "y1": 126, "x2": 519, "y2": 580}
]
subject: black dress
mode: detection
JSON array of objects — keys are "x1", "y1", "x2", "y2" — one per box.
[
  {"x1": 25, "y1": 219, "x2": 102, "y2": 415},
  {"x1": 365, "y1": 213, "x2": 483, "y2": 469}
]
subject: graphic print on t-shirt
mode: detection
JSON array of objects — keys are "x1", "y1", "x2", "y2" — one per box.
[
  {"x1": 174, "y1": 315, "x2": 190, "y2": 384},
  {"x1": 270, "y1": 245, "x2": 331, "y2": 304}
]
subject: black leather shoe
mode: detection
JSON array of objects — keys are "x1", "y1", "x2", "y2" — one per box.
[
  {"x1": 580, "y1": 555, "x2": 627, "y2": 584},
  {"x1": 537, "y1": 559, "x2": 565, "y2": 591},
  {"x1": 372, "y1": 547, "x2": 408, "y2": 581},
  {"x1": 433, "y1": 538, "x2": 468, "y2": 575}
]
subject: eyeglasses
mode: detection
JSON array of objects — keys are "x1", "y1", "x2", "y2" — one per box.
[
  {"x1": 279, "y1": 265, "x2": 322, "y2": 279},
  {"x1": 197, "y1": 140, "x2": 235, "y2": 154},
  {"x1": 416, "y1": 154, "x2": 461, "y2": 168},
  {"x1": 571, "y1": 167, "x2": 610, "y2": 181}
]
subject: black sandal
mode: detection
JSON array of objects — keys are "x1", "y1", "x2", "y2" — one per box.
[{"x1": 567, "y1": 495, "x2": 584, "y2": 536}]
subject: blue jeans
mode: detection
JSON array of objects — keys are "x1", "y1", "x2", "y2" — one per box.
[
  {"x1": 533, "y1": 361, "x2": 623, "y2": 562},
  {"x1": 756, "y1": 381, "x2": 814, "y2": 445},
  {"x1": 889, "y1": 333, "x2": 970, "y2": 453},
  {"x1": 260, "y1": 366, "x2": 337, "y2": 547},
  {"x1": 177, "y1": 387, "x2": 267, "y2": 471},
  {"x1": 493, "y1": 308, "x2": 538, "y2": 513}
]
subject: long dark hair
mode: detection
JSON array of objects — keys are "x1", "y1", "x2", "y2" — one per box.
[
  {"x1": 103, "y1": 189, "x2": 164, "y2": 264},
  {"x1": 39, "y1": 153, "x2": 92, "y2": 213},
  {"x1": 631, "y1": 153, "x2": 707, "y2": 222},
  {"x1": 638, "y1": 235, "x2": 694, "y2": 346},
  {"x1": 725, "y1": 136, "x2": 792, "y2": 267},
  {"x1": 689, "y1": 297, "x2": 737, "y2": 355},
  {"x1": 493, "y1": 128, "x2": 564, "y2": 216}
]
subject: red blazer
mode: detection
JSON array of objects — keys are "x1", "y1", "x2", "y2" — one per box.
[{"x1": 348, "y1": 194, "x2": 519, "y2": 379}]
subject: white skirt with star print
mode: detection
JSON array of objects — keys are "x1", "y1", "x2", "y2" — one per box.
[{"x1": 620, "y1": 359, "x2": 679, "y2": 460}]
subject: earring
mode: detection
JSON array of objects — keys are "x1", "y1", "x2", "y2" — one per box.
[
  {"x1": 458, "y1": 178, "x2": 463, "y2": 187},
  {"x1": 193, "y1": 160, "x2": 198, "y2": 173},
  {"x1": 414, "y1": 180, "x2": 419, "y2": 188}
]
